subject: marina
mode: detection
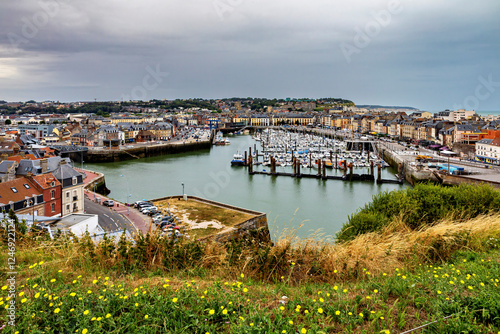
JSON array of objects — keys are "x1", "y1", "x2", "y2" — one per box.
[
  {"x1": 85, "y1": 134, "x2": 407, "y2": 241},
  {"x1": 232, "y1": 129, "x2": 401, "y2": 184}
]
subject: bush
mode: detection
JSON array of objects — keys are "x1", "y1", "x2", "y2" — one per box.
[{"x1": 337, "y1": 183, "x2": 500, "y2": 242}]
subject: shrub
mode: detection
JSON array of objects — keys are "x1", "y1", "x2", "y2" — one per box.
[{"x1": 337, "y1": 183, "x2": 500, "y2": 242}]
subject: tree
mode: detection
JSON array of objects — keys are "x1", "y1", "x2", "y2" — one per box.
[{"x1": 5, "y1": 119, "x2": 11, "y2": 125}]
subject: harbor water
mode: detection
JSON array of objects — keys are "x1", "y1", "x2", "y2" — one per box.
[{"x1": 85, "y1": 135, "x2": 407, "y2": 241}]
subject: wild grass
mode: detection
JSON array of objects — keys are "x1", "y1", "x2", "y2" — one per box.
[
  {"x1": 338, "y1": 183, "x2": 500, "y2": 242},
  {"x1": 1, "y1": 188, "x2": 500, "y2": 332}
]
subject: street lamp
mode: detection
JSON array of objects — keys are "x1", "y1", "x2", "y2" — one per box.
[
  {"x1": 120, "y1": 174, "x2": 131, "y2": 214},
  {"x1": 181, "y1": 182, "x2": 186, "y2": 201}
]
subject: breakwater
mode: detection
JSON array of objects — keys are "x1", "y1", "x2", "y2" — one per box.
[{"x1": 83, "y1": 140, "x2": 211, "y2": 163}]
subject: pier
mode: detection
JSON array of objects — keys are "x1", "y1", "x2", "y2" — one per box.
[{"x1": 245, "y1": 149, "x2": 404, "y2": 185}]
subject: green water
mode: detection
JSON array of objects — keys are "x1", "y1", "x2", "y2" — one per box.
[{"x1": 85, "y1": 135, "x2": 407, "y2": 241}]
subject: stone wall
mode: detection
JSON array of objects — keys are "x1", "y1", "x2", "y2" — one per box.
[
  {"x1": 382, "y1": 149, "x2": 439, "y2": 186},
  {"x1": 85, "y1": 141, "x2": 211, "y2": 163}
]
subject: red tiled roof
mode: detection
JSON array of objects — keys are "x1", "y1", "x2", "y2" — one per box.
[
  {"x1": 0, "y1": 177, "x2": 42, "y2": 205},
  {"x1": 7, "y1": 154, "x2": 40, "y2": 162},
  {"x1": 31, "y1": 173, "x2": 61, "y2": 190}
]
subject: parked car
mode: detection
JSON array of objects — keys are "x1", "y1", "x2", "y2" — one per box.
[
  {"x1": 137, "y1": 202, "x2": 154, "y2": 210},
  {"x1": 103, "y1": 200, "x2": 114, "y2": 207},
  {"x1": 141, "y1": 206, "x2": 157, "y2": 214},
  {"x1": 135, "y1": 201, "x2": 152, "y2": 208}
]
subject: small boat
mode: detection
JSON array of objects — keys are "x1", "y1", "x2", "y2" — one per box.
[
  {"x1": 231, "y1": 153, "x2": 246, "y2": 166},
  {"x1": 323, "y1": 159, "x2": 333, "y2": 169}
]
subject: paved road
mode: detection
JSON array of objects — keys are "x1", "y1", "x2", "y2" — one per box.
[{"x1": 84, "y1": 198, "x2": 138, "y2": 233}]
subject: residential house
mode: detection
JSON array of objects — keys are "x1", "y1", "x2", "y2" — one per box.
[
  {"x1": 0, "y1": 140, "x2": 20, "y2": 157},
  {"x1": 0, "y1": 177, "x2": 45, "y2": 216},
  {"x1": 29, "y1": 173, "x2": 62, "y2": 217},
  {"x1": 52, "y1": 161, "x2": 84, "y2": 215}
]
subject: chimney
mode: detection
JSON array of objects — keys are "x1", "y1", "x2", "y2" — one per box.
[{"x1": 40, "y1": 159, "x2": 48, "y2": 173}]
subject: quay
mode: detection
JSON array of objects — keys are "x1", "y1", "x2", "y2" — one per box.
[{"x1": 79, "y1": 139, "x2": 211, "y2": 163}]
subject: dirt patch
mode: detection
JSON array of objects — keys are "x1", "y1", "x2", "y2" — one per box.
[{"x1": 153, "y1": 198, "x2": 255, "y2": 239}]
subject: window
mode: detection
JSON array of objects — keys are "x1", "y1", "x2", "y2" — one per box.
[
  {"x1": 66, "y1": 204, "x2": 70, "y2": 213},
  {"x1": 66, "y1": 191, "x2": 70, "y2": 198},
  {"x1": 51, "y1": 190, "x2": 55, "y2": 199},
  {"x1": 72, "y1": 177, "x2": 77, "y2": 185},
  {"x1": 23, "y1": 184, "x2": 30, "y2": 189},
  {"x1": 11, "y1": 187, "x2": 18, "y2": 193},
  {"x1": 51, "y1": 203, "x2": 55, "y2": 212}
]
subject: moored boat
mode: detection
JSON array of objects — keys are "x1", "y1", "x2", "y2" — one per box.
[{"x1": 231, "y1": 153, "x2": 246, "y2": 166}]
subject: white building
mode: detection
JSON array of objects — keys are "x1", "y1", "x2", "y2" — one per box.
[{"x1": 475, "y1": 137, "x2": 500, "y2": 164}]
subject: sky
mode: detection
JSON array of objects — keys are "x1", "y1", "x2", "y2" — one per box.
[{"x1": 0, "y1": 0, "x2": 499, "y2": 111}]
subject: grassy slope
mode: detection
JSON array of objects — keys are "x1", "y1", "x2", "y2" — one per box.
[
  {"x1": 1, "y1": 214, "x2": 500, "y2": 333},
  {"x1": 3, "y1": 181, "x2": 500, "y2": 334}
]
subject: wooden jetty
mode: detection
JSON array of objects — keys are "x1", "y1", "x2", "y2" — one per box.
[{"x1": 244, "y1": 148, "x2": 404, "y2": 185}]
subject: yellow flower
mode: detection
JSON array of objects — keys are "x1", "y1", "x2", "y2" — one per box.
[
  {"x1": 374, "y1": 289, "x2": 378, "y2": 293},
  {"x1": 318, "y1": 308, "x2": 323, "y2": 314},
  {"x1": 222, "y1": 309, "x2": 228, "y2": 315},
  {"x1": 19, "y1": 292, "x2": 25, "y2": 297},
  {"x1": 289, "y1": 320, "x2": 293, "y2": 325},
  {"x1": 106, "y1": 314, "x2": 111, "y2": 318},
  {"x1": 243, "y1": 288, "x2": 248, "y2": 293},
  {"x1": 335, "y1": 310, "x2": 340, "y2": 315},
  {"x1": 58, "y1": 270, "x2": 62, "y2": 273},
  {"x1": 280, "y1": 306, "x2": 285, "y2": 311},
  {"x1": 82, "y1": 329, "x2": 88, "y2": 334},
  {"x1": 70, "y1": 292, "x2": 76, "y2": 297},
  {"x1": 93, "y1": 280, "x2": 98, "y2": 284},
  {"x1": 437, "y1": 290, "x2": 441, "y2": 294},
  {"x1": 39, "y1": 261, "x2": 44, "y2": 265},
  {"x1": 172, "y1": 298, "x2": 178, "y2": 303},
  {"x1": 21, "y1": 298, "x2": 27, "y2": 303},
  {"x1": 209, "y1": 309, "x2": 215, "y2": 315},
  {"x1": 250, "y1": 323, "x2": 254, "y2": 327},
  {"x1": 240, "y1": 273, "x2": 244, "y2": 278},
  {"x1": 301, "y1": 328, "x2": 307, "y2": 334},
  {"x1": 359, "y1": 312, "x2": 364, "y2": 318},
  {"x1": 87, "y1": 290, "x2": 92, "y2": 294},
  {"x1": 84, "y1": 310, "x2": 89, "y2": 315},
  {"x1": 70, "y1": 309, "x2": 74, "y2": 312},
  {"x1": 144, "y1": 315, "x2": 149, "y2": 319}
]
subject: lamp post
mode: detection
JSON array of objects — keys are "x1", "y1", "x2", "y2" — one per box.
[
  {"x1": 181, "y1": 182, "x2": 186, "y2": 201},
  {"x1": 120, "y1": 174, "x2": 130, "y2": 214}
]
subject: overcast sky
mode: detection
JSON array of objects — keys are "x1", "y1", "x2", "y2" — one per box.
[{"x1": 1, "y1": 0, "x2": 499, "y2": 111}]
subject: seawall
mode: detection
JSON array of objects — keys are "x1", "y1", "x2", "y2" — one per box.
[
  {"x1": 83, "y1": 140, "x2": 211, "y2": 163},
  {"x1": 382, "y1": 149, "x2": 439, "y2": 186}
]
